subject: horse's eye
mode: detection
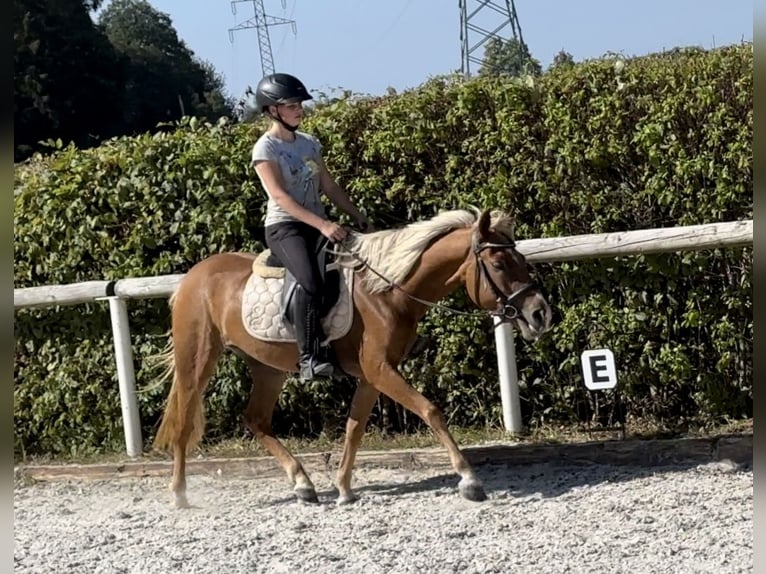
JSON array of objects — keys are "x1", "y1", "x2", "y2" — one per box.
[{"x1": 491, "y1": 260, "x2": 505, "y2": 271}]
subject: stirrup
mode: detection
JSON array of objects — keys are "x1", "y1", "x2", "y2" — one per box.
[{"x1": 299, "y1": 358, "x2": 334, "y2": 382}]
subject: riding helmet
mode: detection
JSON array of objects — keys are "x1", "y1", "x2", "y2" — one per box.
[{"x1": 255, "y1": 73, "x2": 313, "y2": 112}]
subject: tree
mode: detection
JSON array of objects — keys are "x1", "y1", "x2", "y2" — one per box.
[
  {"x1": 188, "y1": 59, "x2": 235, "y2": 122},
  {"x1": 14, "y1": 0, "x2": 234, "y2": 159},
  {"x1": 551, "y1": 49, "x2": 575, "y2": 70},
  {"x1": 98, "y1": 0, "x2": 232, "y2": 135},
  {"x1": 478, "y1": 37, "x2": 542, "y2": 77},
  {"x1": 14, "y1": 0, "x2": 123, "y2": 160}
]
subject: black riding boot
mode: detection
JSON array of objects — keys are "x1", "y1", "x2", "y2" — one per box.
[{"x1": 292, "y1": 288, "x2": 334, "y2": 381}]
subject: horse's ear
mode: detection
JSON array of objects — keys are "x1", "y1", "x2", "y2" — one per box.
[
  {"x1": 477, "y1": 209, "x2": 492, "y2": 239},
  {"x1": 472, "y1": 209, "x2": 492, "y2": 251}
]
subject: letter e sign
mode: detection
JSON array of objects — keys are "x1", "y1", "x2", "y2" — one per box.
[{"x1": 581, "y1": 349, "x2": 617, "y2": 390}]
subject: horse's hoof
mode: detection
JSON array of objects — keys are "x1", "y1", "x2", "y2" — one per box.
[
  {"x1": 336, "y1": 492, "x2": 358, "y2": 505},
  {"x1": 458, "y1": 478, "x2": 487, "y2": 502},
  {"x1": 174, "y1": 493, "x2": 190, "y2": 509},
  {"x1": 294, "y1": 486, "x2": 319, "y2": 503}
]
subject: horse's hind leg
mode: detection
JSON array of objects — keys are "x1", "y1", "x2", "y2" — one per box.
[
  {"x1": 335, "y1": 380, "x2": 379, "y2": 505},
  {"x1": 242, "y1": 358, "x2": 319, "y2": 503}
]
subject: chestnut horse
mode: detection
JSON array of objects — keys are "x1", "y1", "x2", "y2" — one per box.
[{"x1": 153, "y1": 208, "x2": 552, "y2": 507}]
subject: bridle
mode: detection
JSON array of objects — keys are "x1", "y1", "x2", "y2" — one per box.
[
  {"x1": 472, "y1": 240, "x2": 539, "y2": 321},
  {"x1": 329, "y1": 236, "x2": 539, "y2": 323}
]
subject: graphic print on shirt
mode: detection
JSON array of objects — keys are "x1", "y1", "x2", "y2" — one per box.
[{"x1": 279, "y1": 150, "x2": 320, "y2": 207}]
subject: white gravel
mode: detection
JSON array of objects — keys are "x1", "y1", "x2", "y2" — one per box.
[{"x1": 14, "y1": 460, "x2": 752, "y2": 574}]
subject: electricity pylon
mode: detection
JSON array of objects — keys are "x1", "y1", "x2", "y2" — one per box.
[
  {"x1": 459, "y1": 0, "x2": 526, "y2": 75},
  {"x1": 228, "y1": 0, "x2": 296, "y2": 77}
]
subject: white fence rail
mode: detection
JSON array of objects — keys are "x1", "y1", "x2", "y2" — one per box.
[{"x1": 13, "y1": 220, "x2": 753, "y2": 455}]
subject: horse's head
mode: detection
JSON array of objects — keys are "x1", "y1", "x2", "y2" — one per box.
[{"x1": 464, "y1": 210, "x2": 552, "y2": 341}]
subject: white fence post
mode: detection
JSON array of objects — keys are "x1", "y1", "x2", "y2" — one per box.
[
  {"x1": 493, "y1": 315, "x2": 523, "y2": 433},
  {"x1": 106, "y1": 296, "x2": 143, "y2": 457}
]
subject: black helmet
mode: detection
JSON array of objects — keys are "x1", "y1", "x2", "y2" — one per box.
[{"x1": 255, "y1": 73, "x2": 312, "y2": 112}]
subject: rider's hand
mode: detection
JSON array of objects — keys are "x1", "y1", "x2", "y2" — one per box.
[{"x1": 320, "y1": 220, "x2": 348, "y2": 243}]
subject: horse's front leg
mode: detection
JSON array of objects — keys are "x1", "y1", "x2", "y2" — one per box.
[
  {"x1": 335, "y1": 380, "x2": 379, "y2": 504},
  {"x1": 362, "y1": 358, "x2": 487, "y2": 502}
]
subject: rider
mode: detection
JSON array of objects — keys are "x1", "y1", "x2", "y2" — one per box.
[{"x1": 251, "y1": 72, "x2": 373, "y2": 381}]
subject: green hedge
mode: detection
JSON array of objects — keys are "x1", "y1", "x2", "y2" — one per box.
[{"x1": 14, "y1": 44, "x2": 752, "y2": 457}]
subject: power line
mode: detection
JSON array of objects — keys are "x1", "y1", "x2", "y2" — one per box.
[
  {"x1": 274, "y1": 0, "x2": 297, "y2": 59},
  {"x1": 369, "y1": 0, "x2": 414, "y2": 50}
]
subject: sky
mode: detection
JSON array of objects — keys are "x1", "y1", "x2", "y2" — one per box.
[{"x1": 137, "y1": 0, "x2": 752, "y2": 101}]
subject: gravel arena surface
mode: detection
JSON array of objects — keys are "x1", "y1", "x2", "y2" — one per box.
[{"x1": 14, "y1": 455, "x2": 752, "y2": 574}]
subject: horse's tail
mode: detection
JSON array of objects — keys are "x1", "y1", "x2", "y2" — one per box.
[
  {"x1": 137, "y1": 330, "x2": 175, "y2": 397},
  {"x1": 152, "y1": 289, "x2": 206, "y2": 453}
]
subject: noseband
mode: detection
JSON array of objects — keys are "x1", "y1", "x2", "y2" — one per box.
[{"x1": 473, "y1": 241, "x2": 538, "y2": 321}]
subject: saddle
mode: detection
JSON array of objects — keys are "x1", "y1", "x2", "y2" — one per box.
[
  {"x1": 253, "y1": 239, "x2": 341, "y2": 323},
  {"x1": 242, "y1": 243, "x2": 354, "y2": 343}
]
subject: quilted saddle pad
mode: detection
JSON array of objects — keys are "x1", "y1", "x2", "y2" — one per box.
[{"x1": 241, "y1": 258, "x2": 355, "y2": 343}]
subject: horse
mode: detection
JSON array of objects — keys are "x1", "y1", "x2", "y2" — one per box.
[{"x1": 153, "y1": 207, "x2": 553, "y2": 507}]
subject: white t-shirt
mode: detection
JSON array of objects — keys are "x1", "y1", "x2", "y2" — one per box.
[{"x1": 251, "y1": 131, "x2": 326, "y2": 227}]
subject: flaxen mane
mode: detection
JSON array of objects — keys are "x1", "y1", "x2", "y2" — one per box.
[{"x1": 336, "y1": 208, "x2": 516, "y2": 294}]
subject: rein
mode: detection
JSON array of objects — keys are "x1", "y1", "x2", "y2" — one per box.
[{"x1": 328, "y1": 237, "x2": 536, "y2": 322}]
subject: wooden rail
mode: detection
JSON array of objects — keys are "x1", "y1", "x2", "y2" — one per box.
[
  {"x1": 13, "y1": 219, "x2": 754, "y2": 455},
  {"x1": 14, "y1": 220, "x2": 752, "y2": 310}
]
